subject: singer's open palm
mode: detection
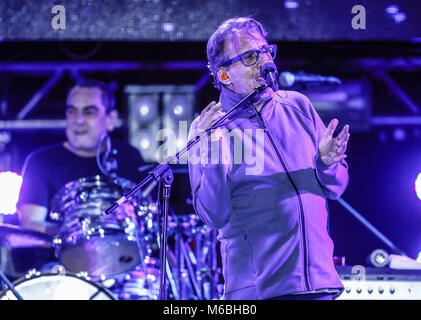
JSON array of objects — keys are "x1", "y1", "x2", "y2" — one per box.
[{"x1": 318, "y1": 119, "x2": 350, "y2": 166}]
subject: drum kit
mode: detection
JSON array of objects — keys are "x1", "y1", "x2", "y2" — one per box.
[{"x1": 0, "y1": 175, "x2": 222, "y2": 300}]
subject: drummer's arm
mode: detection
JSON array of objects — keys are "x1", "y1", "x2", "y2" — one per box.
[{"x1": 19, "y1": 204, "x2": 58, "y2": 236}]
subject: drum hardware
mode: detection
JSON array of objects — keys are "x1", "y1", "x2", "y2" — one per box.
[
  {"x1": 105, "y1": 161, "x2": 175, "y2": 300},
  {"x1": 0, "y1": 267, "x2": 23, "y2": 300},
  {"x1": 175, "y1": 231, "x2": 203, "y2": 300},
  {"x1": 168, "y1": 213, "x2": 221, "y2": 300}
]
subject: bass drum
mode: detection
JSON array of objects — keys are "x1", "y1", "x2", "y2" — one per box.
[{"x1": 0, "y1": 271, "x2": 115, "y2": 300}]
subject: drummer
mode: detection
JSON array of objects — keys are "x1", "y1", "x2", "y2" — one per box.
[{"x1": 17, "y1": 79, "x2": 147, "y2": 236}]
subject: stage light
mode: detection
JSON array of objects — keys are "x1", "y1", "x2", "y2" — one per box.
[
  {"x1": 162, "y1": 23, "x2": 175, "y2": 32},
  {"x1": 126, "y1": 85, "x2": 195, "y2": 163},
  {"x1": 176, "y1": 137, "x2": 187, "y2": 150},
  {"x1": 386, "y1": 5, "x2": 399, "y2": 15},
  {"x1": 134, "y1": 95, "x2": 158, "y2": 123},
  {"x1": 139, "y1": 104, "x2": 150, "y2": 117},
  {"x1": 167, "y1": 94, "x2": 192, "y2": 120},
  {"x1": 173, "y1": 105, "x2": 184, "y2": 116},
  {"x1": 140, "y1": 137, "x2": 151, "y2": 150},
  {"x1": 385, "y1": 5, "x2": 406, "y2": 24},
  {"x1": 393, "y1": 12, "x2": 406, "y2": 24},
  {"x1": 417, "y1": 251, "x2": 421, "y2": 263},
  {"x1": 0, "y1": 171, "x2": 23, "y2": 215},
  {"x1": 134, "y1": 131, "x2": 153, "y2": 150},
  {"x1": 393, "y1": 128, "x2": 406, "y2": 141},
  {"x1": 415, "y1": 172, "x2": 421, "y2": 201},
  {"x1": 284, "y1": 0, "x2": 299, "y2": 9}
]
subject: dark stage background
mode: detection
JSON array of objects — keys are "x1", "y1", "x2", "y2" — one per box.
[{"x1": 1, "y1": 0, "x2": 421, "y2": 270}]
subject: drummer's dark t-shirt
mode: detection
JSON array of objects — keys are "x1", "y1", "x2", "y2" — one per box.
[{"x1": 18, "y1": 139, "x2": 147, "y2": 209}]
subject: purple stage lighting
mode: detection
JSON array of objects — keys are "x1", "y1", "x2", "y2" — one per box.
[
  {"x1": 284, "y1": 0, "x2": 299, "y2": 9},
  {"x1": 0, "y1": 171, "x2": 23, "y2": 215},
  {"x1": 386, "y1": 5, "x2": 399, "y2": 15},
  {"x1": 393, "y1": 12, "x2": 407, "y2": 24},
  {"x1": 415, "y1": 172, "x2": 421, "y2": 201},
  {"x1": 162, "y1": 23, "x2": 175, "y2": 32},
  {"x1": 134, "y1": 96, "x2": 158, "y2": 123}
]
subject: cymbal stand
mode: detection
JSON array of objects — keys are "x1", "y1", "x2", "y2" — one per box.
[
  {"x1": 169, "y1": 214, "x2": 202, "y2": 300},
  {"x1": 190, "y1": 227, "x2": 220, "y2": 300},
  {"x1": 179, "y1": 234, "x2": 203, "y2": 299},
  {"x1": 200, "y1": 228, "x2": 220, "y2": 300},
  {"x1": 171, "y1": 217, "x2": 220, "y2": 300}
]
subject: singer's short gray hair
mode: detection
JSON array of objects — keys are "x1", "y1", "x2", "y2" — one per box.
[{"x1": 207, "y1": 17, "x2": 268, "y2": 90}]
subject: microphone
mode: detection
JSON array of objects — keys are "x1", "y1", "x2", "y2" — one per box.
[
  {"x1": 278, "y1": 71, "x2": 342, "y2": 88},
  {"x1": 260, "y1": 62, "x2": 279, "y2": 92}
]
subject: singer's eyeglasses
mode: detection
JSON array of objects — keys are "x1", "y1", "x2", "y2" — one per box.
[{"x1": 222, "y1": 44, "x2": 277, "y2": 68}]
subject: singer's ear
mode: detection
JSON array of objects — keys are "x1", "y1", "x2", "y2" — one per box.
[
  {"x1": 106, "y1": 109, "x2": 119, "y2": 132},
  {"x1": 217, "y1": 68, "x2": 230, "y2": 85}
]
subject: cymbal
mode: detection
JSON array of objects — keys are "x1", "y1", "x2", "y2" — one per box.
[{"x1": 0, "y1": 224, "x2": 52, "y2": 248}]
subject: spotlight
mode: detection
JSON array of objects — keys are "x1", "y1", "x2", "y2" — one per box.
[
  {"x1": 173, "y1": 105, "x2": 184, "y2": 116},
  {"x1": 393, "y1": 12, "x2": 406, "y2": 24},
  {"x1": 385, "y1": 5, "x2": 399, "y2": 15},
  {"x1": 139, "y1": 104, "x2": 150, "y2": 117},
  {"x1": 0, "y1": 171, "x2": 22, "y2": 215},
  {"x1": 168, "y1": 95, "x2": 191, "y2": 120},
  {"x1": 393, "y1": 128, "x2": 406, "y2": 141},
  {"x1": 176, "y1": 137, "x2": 187, "y2": 150},
  {"x1": 284, "y1": 0, "x2": 299, "y2": 9},
  {"x1": 134, "y1": 95, "x2": 157, "y2": 122},
  {"x1": 134, "y1": 131, "x2": 153, "y2": 151},
  {"x1": 415, "y1": 172, "x2": 421, "y2": 201},
  {"x1": 140, "y1": 137, "x2": 151, "y2": 150},
  {"x1": 162, "y1": 23, "x2": 175, "y2": 32}
]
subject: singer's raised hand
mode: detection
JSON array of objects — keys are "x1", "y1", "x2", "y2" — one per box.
[
  {"x1": 318, "y1": 119, "x2": 350, "y2": 166},
  {"x1": 196, "y1": 101, "x2": 226, "y2": 142},
  {"x1": 197, "y1": 101, "x2": 225, "y2": 131}
]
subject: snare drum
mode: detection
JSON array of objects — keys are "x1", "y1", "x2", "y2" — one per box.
[
  {"x1": 50, "y1": 175, "x2": 143, "y2": 279},
  {"x1": 0, "y1": 271, "x2": 115, "y2": 300}
]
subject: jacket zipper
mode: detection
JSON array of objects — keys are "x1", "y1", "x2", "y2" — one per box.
[{"x1": 253, "y1": 108, "x2": 312, "y2": 292}]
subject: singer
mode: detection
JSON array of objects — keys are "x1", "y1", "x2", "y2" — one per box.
[
  {"x1": 18, "y1": 79, "x2": 146, "y2": 236},
  {"x1": 188, "y1": 17, "x2": 350, "y2": 300}
]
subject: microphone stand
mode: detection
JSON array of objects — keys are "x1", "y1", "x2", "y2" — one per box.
[{"x1": 105, "y1": 83, "x2": 269, "y2": 300}]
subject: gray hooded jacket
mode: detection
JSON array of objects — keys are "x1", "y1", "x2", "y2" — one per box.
[{"x1": 188, "y1": 87, "x2": 348, "y2": 299}]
